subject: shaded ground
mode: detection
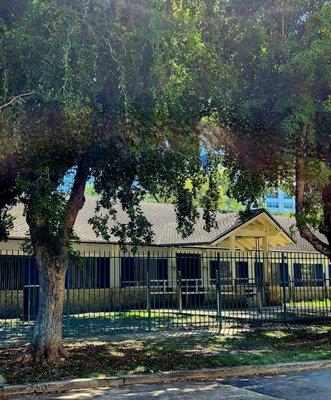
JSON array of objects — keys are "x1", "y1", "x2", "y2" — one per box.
[{"x1": 0, "y1": 326, "x2": 330, "y2": 385}]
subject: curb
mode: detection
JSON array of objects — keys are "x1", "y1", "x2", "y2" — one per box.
[{"x1": 1, "y1": 359, "x2": 330, "y2": 398}]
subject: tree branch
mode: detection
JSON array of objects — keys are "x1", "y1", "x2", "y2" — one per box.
[
  {"x1": 321, "y1": 146, "x2": 331, "y2": 248},
  {"x1": 295, "y1": 125, "x2": 331, "y2": 258},
  {"x1": 62, "y1": 164, "x2": 89, "y2": 238},
  {"x1": 0, "y1": 92, "x2": 35, "y2": 111}
]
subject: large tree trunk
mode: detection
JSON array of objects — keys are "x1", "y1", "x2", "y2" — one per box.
[
  {"x1": 21, "y1": 250, "x2": 69, "y2": 366},
  {"x1": 322, "y1": 146, "x2": 331, "y2": 251},
  {"x1": 21, "y1": 164, "x2": 88, "y2": 365},
  {"x1": 295, "y1": 126, "x2": 331, "y2": 258}
]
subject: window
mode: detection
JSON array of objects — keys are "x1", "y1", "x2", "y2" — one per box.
[
  {"x1": 236, "y1": 261, "x2": 249, "y2": 283},
  {"x1": 68, "y1": 257, "x2": 110, "y2": 289},
  {"x1": 266, "y1": 193, "x2": 278, "y2": 199},
  {"x1": 266, "y1": 201, "x2": 279, "y2": 209},
  {"x1": 121, "y1": 257, "x2": 168, "y2": 287},
  {"x1": 254, "y1": 262, "x2": 264, "y2": 282},
  {"x1": 0, "y1": 255, "x2": 37, "y2": 289},
  {"x1": 270, "y1": 263, "x2": 289, "y2": 287},
  {"x1": 283, "y1": 202, "x2": 294, "y2": 210},
  {"x1": 210, "y1": 260, "x2": 232, "y2": 285},
  {"x1": 176, "y1": 254, "x2": 201, "y2": 280},
  {"x1": 279, "y1": 263, "x2": 289, "y2": 287},
  {"x1": 121, "y1": 257, "x2": 147, "y2": 287},
  {"x1": 283, "y1": 193, "x2": 293, "y2": 200},
  {"x1": 151, "y1": 258, "x2": 168, "y2": 282},
  {"x1": 294, "y1": 263, "x2": 324, "y2": 287}
]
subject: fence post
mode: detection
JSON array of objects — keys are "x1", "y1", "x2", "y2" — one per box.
[
  {"x1": 281, "y1": 252, "x2": 287, "y2": 323},
  {"x1": 178, "y1": 270, "x2": 183, "y2": 313},
  {"x1": 324, "y1": 272, "x2": 328, "y2": 319},
  {"x1": 146, "y1": 252, "x2": 152, "y2": 331},
  {"x1": 216, "y1": 253, "x2": 222, "y2": 332},
  {"x1": 66, "y1": 256, "x2": 70, "y2": 336}
]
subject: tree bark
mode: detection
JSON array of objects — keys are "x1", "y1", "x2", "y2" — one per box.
[
  {"x1": 23, "y1": 251, "x2": 69, "y2": 366},
  {"x1": 21, "y1": 164, "x2": 89, "y2": 365},
  {"x1": 295, "y1": 125, "x2": 331, "y2": 258},
  {"x1": 321, "y1": 146, "x2": 331, "y2": 249}
]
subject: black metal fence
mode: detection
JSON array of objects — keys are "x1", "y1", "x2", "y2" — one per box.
[{"x1": 0, "y1": 249, "x2": 330, "y2": 340}]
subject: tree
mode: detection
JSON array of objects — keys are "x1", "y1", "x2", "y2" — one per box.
[
  {"x1": 0, "y1": 0, "x2": 221, "y2": 365},
  {"x1": 207, "y1": 0, "x2": 331, "y2": 257}
]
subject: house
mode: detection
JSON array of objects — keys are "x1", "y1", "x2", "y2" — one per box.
[{"x1": 0, "y1": 197, "x2": 330, "y2": 317}]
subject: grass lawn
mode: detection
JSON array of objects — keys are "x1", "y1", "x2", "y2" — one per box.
[
  {"x1": 292, "y1": 299, "x2": 331, "y2": 308},
  {"x1": 0, "y1": 325, "x2": 330, "y2": 385}
]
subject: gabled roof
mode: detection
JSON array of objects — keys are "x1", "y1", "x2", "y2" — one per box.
[
  {"x1": 7, "y1": 197, "x2": 326, "y2": 252},
  {"x1": 209, "y1": 208, "x2": 294, "y2": 246}
]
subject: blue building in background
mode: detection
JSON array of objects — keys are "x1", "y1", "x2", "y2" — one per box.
[{"x1": 264, "y1": 189, "x2": 295, "y2": 213}]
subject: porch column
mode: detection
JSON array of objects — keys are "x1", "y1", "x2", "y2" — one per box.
[{"x1": 229, "y1": 235, "x2": 236, "y2": 283}]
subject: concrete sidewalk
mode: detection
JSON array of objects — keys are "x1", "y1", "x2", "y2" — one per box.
[
  {"x1": 12, "y1": 381, "x2": 281, "y2": 399},
  {"x1": 11, "y1": 369, "x2": 331, "y2": 400}
]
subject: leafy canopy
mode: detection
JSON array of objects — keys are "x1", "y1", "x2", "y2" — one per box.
[
  {"x1": 204, "y1": 0, "x2": 331, "y2": 253},
  {"x1": 0, "y1": 0, "x2": 223, "y2": 253}
]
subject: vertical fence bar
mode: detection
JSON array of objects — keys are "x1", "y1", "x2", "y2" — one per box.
[
  {"x1": 146, "y1": 251, "x2": 152, "y2": 331},
  {"x1": 281, "y1": 252, "x2": 287, "y2": 323},
  {"x1": 65, "y1": 256, "x2": 70, "y2": 337},
  {"x1": 216, "y1": 253, "x2": 222, "y2": 332},
  {"x1": 177, "y1": 270, "x2": 182, "y2": 314}
]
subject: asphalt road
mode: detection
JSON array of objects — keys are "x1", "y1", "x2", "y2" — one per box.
[
  {"x1": 222, "y1": 368, "x2": 331, "y2": 400},
  {"x1": 13, "y1": 369, "x2": 331, "y2": 400}
]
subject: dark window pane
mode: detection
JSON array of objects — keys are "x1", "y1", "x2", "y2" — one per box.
[
  {"x1": 176, "y1": 254, "x2": 201, "y2": 280},
  {"x1": 315, "y1": 264, "x2": 323, "y2": 287},
  {"x1": 121, "y1": 257, "x2": 147, "y2": 287},
  {"x1": 0, "y1": 255, "x2": 36, "y2": 289},
  {"x1": 254, "y1": 262, "x2": 264, "y2": 282},
  {"x1": 67, "y1": 257, "x2": 110, "y2": 289},
  {"x1": 294, "y1": 263, "x2": 302, "y2": 286},
  {"x1": 210, "y1": 260, "x2": 232, "y2": 284},
  {"x1": 156, "y1": 258, "x2": 168, "y2": 280},
  {"x1": 236, "y1": 261, "x2": 248, "y2": 283},
  {"x1": 279, "y1": 263, "x2": 289, "y2": 287},
  {"x1": 121, "y1": 257, "x2": 135, "y2": 287}
]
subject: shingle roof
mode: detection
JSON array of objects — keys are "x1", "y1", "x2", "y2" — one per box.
[
  {"x1": 272, "y1": 215, "x2": 327, "y2": 253},
  {"x1": 7, "y1": 197, "x2": 327, "y2": 252}
]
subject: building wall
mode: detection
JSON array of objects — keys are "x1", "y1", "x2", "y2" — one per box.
[
  {"x1": 1, "y1": 240, "x2": 330, "y2": 290},
  {"x1": 265, "y1": 189, "x2": 295, "y2": 213}
]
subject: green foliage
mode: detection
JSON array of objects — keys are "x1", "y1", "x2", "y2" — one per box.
[
  {"x1": 207, "y1": 1, "x2": 331, "y2": 239},
  {"x1": 0, "y1": 0, "x2": 222, "y2": 253},
  {"x1": 85, "y1": 183, "x2": 97, "y2": 197},
  {"x1": 1, "y1": 0, "x2": 329, "y2": 255}
]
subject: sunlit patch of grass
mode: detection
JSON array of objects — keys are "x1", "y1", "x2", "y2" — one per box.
[
  {"x1": 294, "y1": 299, "x2": 331, "y2": 308},
  {"x1": 263, "y1": 330, "x2": 289, "y2": 339}
]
